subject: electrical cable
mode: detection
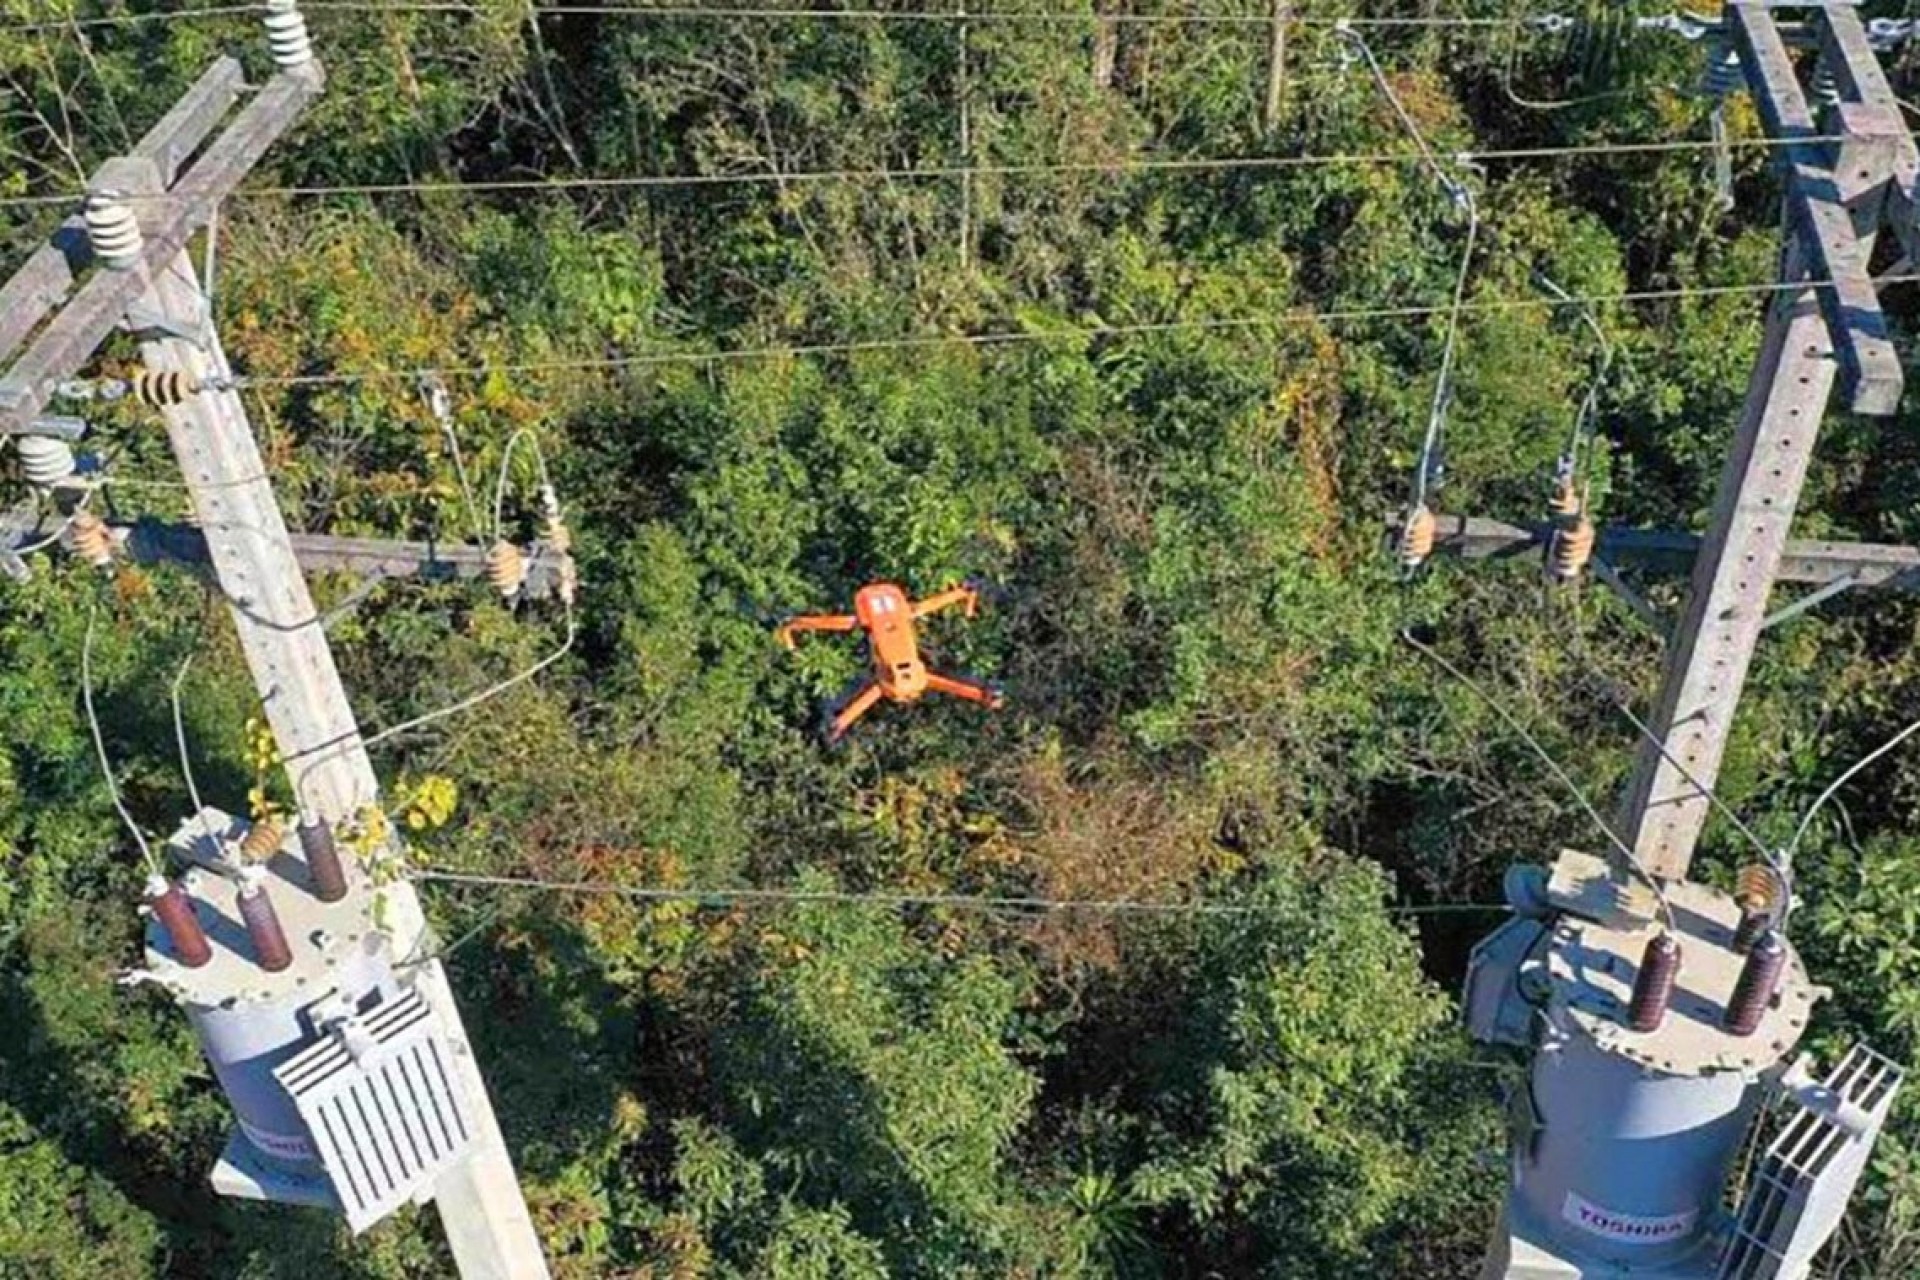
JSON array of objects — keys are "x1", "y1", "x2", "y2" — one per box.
[
  {"x1": 1784, "y1": 710, "x2": 1920, "y2": 875},
  {"x1": 0, "y1": 135, "x2": 1854, "y2": 213},
  {"x1": 1336, "y1": 22, "x2": 1478, "y2": 513},
  {"x1": 58, "y1": 269, "x2": 1911, "y2": 399},
  {"x1": 1606, "y1": 695, "x2": 1790, "y2": 900},
  {"x1": 170, "y1": 649, "x2": 209, "y2": 827},
  {"x1": 1536, "y1": 270, "x2": 1613, "y2": 487},
  {"x1": 4, "y1": 4, "x2": 1624, "y2": 36},
  {"x1": 82, "y1": 592, "x2": 161, "y2": 875},
  {"x1": 1400, "y1": 626, "x2": 1675, "y2": 930},
  {"x1": 490, "y1": 428, "x2": 555, "y2": 545},
  {"x1": 421, "y1": 377, "x2": 489, "y2": 544},
  {"x1": 412, "y1": 866, "x2": 1511, "y2": 917},
  {"x1": 359, "y1": 602, "x2": 576, "y2": 752}
]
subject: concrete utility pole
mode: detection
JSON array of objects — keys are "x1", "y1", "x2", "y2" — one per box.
[
  {"x1": 0, "y1": 8, "x2": 551, "y2": 1276},
  {"x1": 1461, "y1": 5, "x2": 1911, "y2": 1277}
]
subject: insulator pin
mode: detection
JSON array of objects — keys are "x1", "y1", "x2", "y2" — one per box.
[
  {"x1": 1547, "y1": 516, "x2": 1596, "y2": 582},
  {"x1": 82, "y1": 193, "x2": 143, "y2": 270},
  {"x1": 67, "y1": 510, "x2": 114, "y2": 567},
  {"x1": 17, "y1": 435, "x2": 77, "y2": 489},
  {"x1": 1626, "y1": 931, "x2": 1681, "y2": 1032},
  {"x1": 486, "y1": 540, "x2": 526, "y2": 599},
  {"x1": 263, "y1": 0, "x2": 315, "y2": 71},
  {"x1": 238, "y1": 877, "x2": 293, "y2": 972},
  {"x1": 1724, "y1": 929, "x2": 1786, "y2": 1037},
  {"x1": 146, "y1": 875, "x2": 212, "y2": 968},
  {"x1": 240, "y1": 814, "x2": 285, "y2": 862},
  {"x1": 1397, "y1": 504, "x2": 1437, "y2": 571},
  {"x1": 299, "y1": 812, "x2": 348, "y2": 903}
]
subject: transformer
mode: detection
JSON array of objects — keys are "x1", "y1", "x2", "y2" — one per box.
[
  {"x1": 1468, "y1": 850, "x2": 1830, "y2": 1278},
  {"x1": 143, "y1": 808, "x2": 475, "y2": 1230}
]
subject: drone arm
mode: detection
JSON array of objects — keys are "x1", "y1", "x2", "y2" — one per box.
[
  {"x1": 923, "y1": 670, "x2": 1003, "y2": 709},
  {"x1": 827, "y1": 681, "x2": 886, "y2": 741},
  {"x1": 775, "y1": 613, "x2": 858, "y2": 649},
  {"x1": 912, "y1": 583, "x2": 982, "y2": 620}
]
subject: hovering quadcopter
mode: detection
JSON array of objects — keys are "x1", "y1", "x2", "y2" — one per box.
[{"x1": 775, "y1": 581, "x2": 1004, "y2": 742}]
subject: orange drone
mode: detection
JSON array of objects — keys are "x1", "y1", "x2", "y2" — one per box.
[{"x1": 775, "y1": 581, "x2": 1004, "y2": 742}]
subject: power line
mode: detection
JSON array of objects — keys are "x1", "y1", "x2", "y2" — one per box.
[
  {"x1": 0, "y1": 134, "x2": 1856, "y2": 213},
  {"x1": 82, "y1": 268, "x2": 1914, "y2": 395},
  {"x1": 414, "y1": 867, "x2": 1509, "y2": 917},
  {"x1": 12, "y1": 4, "x2": 1595, "y2": 36}
]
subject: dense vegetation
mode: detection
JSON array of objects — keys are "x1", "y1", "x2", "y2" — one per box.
[{"x1": 3, "y1": 1, "x2": 1920, "y2": 1275}]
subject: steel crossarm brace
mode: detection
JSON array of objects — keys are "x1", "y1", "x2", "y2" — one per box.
[
  {"x1": 0, "y1": 66, "x2": 322, "y2": 436},
  {"x1": 5, "y1": 517, "x2": 572, "y2": 600},
  {"x1": 0, "y1": 58, "x2": 245, "y2": 373},
  {"x1": 1733, "y1": 3, "x2": 1902, "y2": 415},
  {"x1": 1407, "y1": 514, "x2": 1920, "y2": 589}
]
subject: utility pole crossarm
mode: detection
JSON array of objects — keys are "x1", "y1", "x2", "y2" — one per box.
[
  {"x1": 0, "y1": 58, "x2": 245, "y2": 372},
  {"x1": 0, "y1": 66, "x2": 321, "y2": 436},
  {"x1": 1400, "y1": 513, "x2": 1920, "y2": 590},
  {"x1": 1733, "y1": 4, "x2": 1903, "y2": 415},
  {"x1": 4, "y1": 516, "x2": 574, "y2": 601}
]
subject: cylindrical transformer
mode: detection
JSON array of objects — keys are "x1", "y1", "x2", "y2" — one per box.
[
  {"x1": 1507, "y1": 871, "x2": 1815, "y2": 1270},
  {"x1": 144, "y1": 816, "x2": 397, "y2": 1180}
]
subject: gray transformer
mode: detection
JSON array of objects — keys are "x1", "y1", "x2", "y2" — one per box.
[
  {"x1": 142, "y1": 809, "x2": 470, "y2": 1226},
  {"x1": 1470, "y1": 851, "x2": 1819, "y2": 1278}
]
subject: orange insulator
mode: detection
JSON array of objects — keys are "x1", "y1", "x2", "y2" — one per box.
[
  {"x1": 485, "y1": 540, "x2": 525, "y2": 599},
  {"x1": 1397, "y1": 505, "x2": 1438, "y2": 570},
  {"x1": 1733, "y1": 863, "x2": 1786, "y2": 953},
  {"x1": 1548, "y1": 475, "x2": 1582, "y2": 525},
  {"x1": 131, "y1": 369, "x2": 197, "y2": 409},
  {"x1": 240, "y1": 814, "x2": 285, "y2": 862},
  {"x1": 68, "y1": 511, "x2": 114, "y2": 567},
  {"x1": 1548, "y1": 515, "x2": 1595, "y2": 583}
]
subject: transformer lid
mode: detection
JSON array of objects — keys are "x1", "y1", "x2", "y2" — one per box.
[
  {"x1": 1542, "y1": 851, "x2": 1815, "y2": 1078},
  {"x1": 144, "y1": 806, "x2": 386, "y2": 1008}
]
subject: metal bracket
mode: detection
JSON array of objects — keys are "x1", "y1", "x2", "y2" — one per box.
[{"x1": 1761, "y1": 571, "x2": 1862, "y2": 630}]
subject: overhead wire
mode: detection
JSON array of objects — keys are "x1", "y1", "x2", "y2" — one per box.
[
  {"x1": 1784, "y1": 710, "x2": 1920, "y2": 876},
  {"x1": 412, "y1": 867, "x2": 1511, "y2": 918},
  {"x1": 1336, "y1": 21, "x2": 1478, "y2": 516},
  {"x1": 1400, "y1": 627, "x2": 1676, "y2": 930},
  {"x1": 82, "y1": 592, "x2": 161, "y2": 876},
  {"x1": 6, "y1": 4, "x2": 1612, "y2": 36},
  {"x1": 57, "y1": 269, "x2": 1910, "y2": 400},
  {"x1": 0, "y1": 133, "x2": 1862, "y2": 213}
]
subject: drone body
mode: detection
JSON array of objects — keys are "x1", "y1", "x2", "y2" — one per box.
[{"x1": 776, "y1": 581, "x2": 1003, "y2": 742}]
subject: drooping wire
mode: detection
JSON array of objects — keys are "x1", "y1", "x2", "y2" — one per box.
[
  {"x1": 491, "y1": 428, "x2": 557, "y2": 546},
  {"x1": 0, "y1": 135, "x2": 1856, "y2": 213},
  {"x1": 82, "y1": 593, "x2": 160, "y2": 876},
  {"x1": 421, "y1": 377, "x2": 488, "y2": 545},
  {"x1": 170, "y1": 650, "x2": 209, "y2": 828},
  {"x1": 357, "y1": 603, "x2": 577, "y2": 753},
  {"x1": 1335, "y1": 22, "x2": 1480, "y2": 518},
  {"x1": 413, "y1": 867, "x2": 1510, "y2": 919},
  {"x1": 1401, "y1": 627, "x2": 1675, "y2": 930},
  {"x1": 50, "y1": 271, "x2": 1920, "y2": 401},
  {"x1": 1607, "y1": 694, "x2": 1791, "y2": 902},
  {"x1": 1537, "y1": 271, "x2": 1613, "y2": 495},
  {"x1": 1784, "y1": 711, "x2": 1920, "y2": 876}
]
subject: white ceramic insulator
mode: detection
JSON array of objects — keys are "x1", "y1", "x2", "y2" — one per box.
[
  {"x1": 16, "y1": 436, "x2": 76, "y2": 489},
  {"x1": 83, "y1": 194, "x2": 143, "y2": 270},
  {"x1": 263, "y1": 0, "x2": 315, "y2": 71}
]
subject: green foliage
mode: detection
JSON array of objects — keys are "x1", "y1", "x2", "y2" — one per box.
[{"x1": 4, "y1": 4, "x2": 1920, "y2": 1277}]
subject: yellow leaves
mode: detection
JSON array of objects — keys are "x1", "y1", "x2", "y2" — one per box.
[
  {"x1": 243, "y1": 716, "x2": 282, "y2": 773},
  {"x1": 397, "y1": 773, "x2": 459, "y2": 831}
]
